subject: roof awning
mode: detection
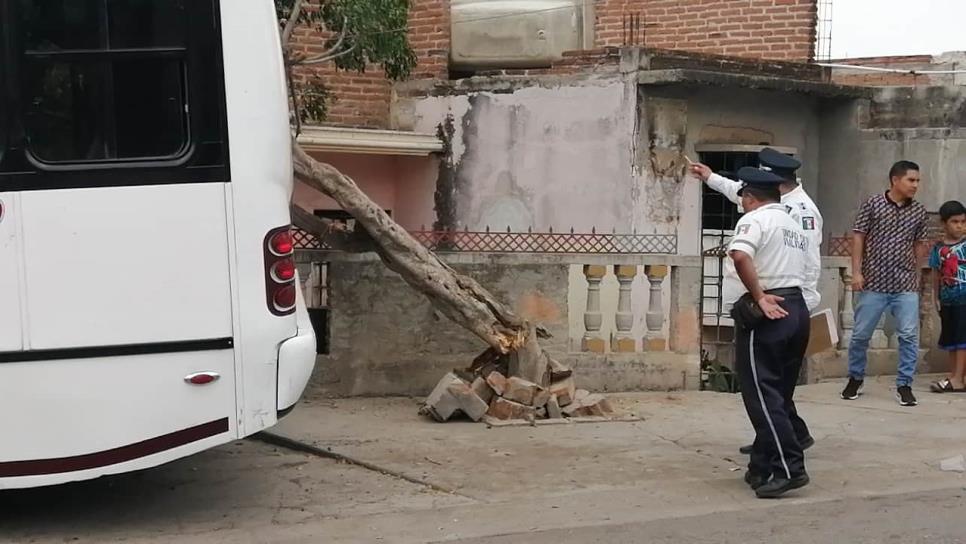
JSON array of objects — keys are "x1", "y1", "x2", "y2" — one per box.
[{"x1": 296, "y1": 126, "x2": 444, "y2": 156}]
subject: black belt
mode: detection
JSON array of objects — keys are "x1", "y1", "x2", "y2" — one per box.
[
  {"x1": 766, "y1": 287, "x2": 802, "y2": 297},
  {"x1": 731, "y1": 287, "x2": 802, "y2": 330}
]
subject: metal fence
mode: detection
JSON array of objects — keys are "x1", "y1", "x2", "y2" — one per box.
[{"x1": 293, "y1": 227, "x2": 678, "y2": 255}]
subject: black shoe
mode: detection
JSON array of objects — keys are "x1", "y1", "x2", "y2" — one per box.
[
  {"x1": 896, "y1": 385, "x2": 918, "y2": 406},
  {"x1": 740, "y1": 435, "x2": 814, "y2": 455},
  {"x1": 744, "y1": 471, "x2": 769, "y2": 490},
  {"x1": 755, "y1": 473, "x2": 810, "y2": 498},
  {"x1": 841, "y1": 377, "x2": 864, "y2": 400}
]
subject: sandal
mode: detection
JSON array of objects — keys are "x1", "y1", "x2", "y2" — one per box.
[{"x1": 930, "y1": 379, "x2": 966, "y2": 393}]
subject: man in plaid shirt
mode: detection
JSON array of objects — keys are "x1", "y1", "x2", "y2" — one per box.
[{"x1": 842, "y1": 160, "x2": 932, "y2": 406}]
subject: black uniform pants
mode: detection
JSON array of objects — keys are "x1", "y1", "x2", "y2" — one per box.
[{"x1": 734, "y1": 289, "x2": 810, "y2": 479}]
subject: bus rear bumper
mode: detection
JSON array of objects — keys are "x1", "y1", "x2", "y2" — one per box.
[{"x1": 277, "y1": 290, "x2": 317, "y2": 413}]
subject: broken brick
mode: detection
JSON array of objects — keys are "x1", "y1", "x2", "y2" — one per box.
[
  {"x1": 548, "y1": 357, "x2": 573, "y2": 382},
  {"x1": 446, "y1": 382, "x2": 489, "y2": 422},
  {"x1": 486, "y1": 371, "x2": 508, "y2": 396},
  {"x1": 563, "y1": 393, "x2": 614, "y2": 417},
  {"x1": 470, "y1": 377, "x2": 495, "y2": 405},
  {"x1": 486, "y1": 397, "x2": 536, "y2": 420},
  {"x1": 422, "y1": 373, "x2": 467, "y2": 422},
  {"x1": 549, "y1": 377, "x2": 577, "y2": 406},
  {"x1": 532, "y1": 387, "x2": 551, "y2": 409},
  {"x1": 546, "y1": 395, "x2": 563, "y2": 419},
  {"x1": 504, "y1": 377, "x2": 546, "y2": 406}
]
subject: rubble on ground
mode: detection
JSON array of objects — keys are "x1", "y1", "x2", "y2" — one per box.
[{"x1": 419, "y1": 352, "x2": 615, "y2": 424}]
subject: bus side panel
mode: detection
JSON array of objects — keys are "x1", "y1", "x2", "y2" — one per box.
[
  {"x1": 221, "y1": 0, "x2": 300, "y2": 436},
  {"x1": 20, "y1": 184, "x2": 233, "y2": 350},
  {"x1": 0, "y1": 192, "x2": 24, "y2": 351},
  {"x1": 0, "y1": 350, "x2": 236, "y2": 478}
]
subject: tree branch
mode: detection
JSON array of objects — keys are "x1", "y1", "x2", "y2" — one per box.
[
  {"x1": 281, "y1": 0, "x2": 306, "y2": 48},
  {"x1": 296, "y1": 16, "x2": 350, "y2": 65},
  {"x1": 290, "y1": 199, "x2": 376, "y2": 253},
  {"x1": 291, "y1": 140, "x2": 527, "y2": 353},
  {"x1": 298, "y1": 41, "x2": 358, "y2": 65}
]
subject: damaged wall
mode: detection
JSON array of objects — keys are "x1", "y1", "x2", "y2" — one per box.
[
  {"x1": 639, "y1": 85, "x2": 823, "y2": 255},
  {"x1": 311, "y1": 255, "x2": 702, "y2": 397},
  {"x1": 395, "y1": 77, "x2": 644, "y2": 234},
  {"x1": 819, "y1": 85, "x2": 966, "y2": 235}
]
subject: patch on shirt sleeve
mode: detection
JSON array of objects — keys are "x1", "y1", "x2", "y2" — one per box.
[
  {"x1": 736, "y1": 224, "x2": 751, "y2": 235},
  {"x1": 802, "y1": 216, "x2": 816, "y2": 230}
]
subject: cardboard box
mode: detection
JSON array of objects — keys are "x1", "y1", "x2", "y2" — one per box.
[{"x1": 805, "y1": 308, "x2": 839, "y2": 357}]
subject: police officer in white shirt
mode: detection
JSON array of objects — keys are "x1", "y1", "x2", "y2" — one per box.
[
  {"x1": 691, "y1": 148, "x2": 818, "y2": 456},
  {"x1": 724, "y1": 167, "x2": 811, "y2": 499},
  {"x1": 691, "y1": 148, "x2": 823, "y2": 312}
]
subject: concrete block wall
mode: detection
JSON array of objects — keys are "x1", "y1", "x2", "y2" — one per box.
[{"x1": 307, "y1": 256, "x2": 702, "y2": 397}]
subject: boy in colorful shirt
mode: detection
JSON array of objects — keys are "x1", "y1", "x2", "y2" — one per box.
[{"x1": 929, "y1": 201, "x2": 966, "y2": 392}]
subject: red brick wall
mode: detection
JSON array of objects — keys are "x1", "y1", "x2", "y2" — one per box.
[
  {"x1": 290, "y1": 0, "x2": 450, "y2": 128},
  {"x1": 594, "y1": 0, "x2": 817, "y2": 61},
  {"x1": 295, "y1": 0, "x2": 818, "y2": 127}
]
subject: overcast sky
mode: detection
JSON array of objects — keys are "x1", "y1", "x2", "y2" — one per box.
[{"x1": 829, "y1": 0, "x2": 966, "y2": 59}]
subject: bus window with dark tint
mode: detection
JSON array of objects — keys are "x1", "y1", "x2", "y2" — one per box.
[
  {"x1": 108, "y1": 0, "x2": 187, "y2": 49},
  {"x1": 19, "y1": 1, "x2": 102, "y2": 51},
  {"x1": 23, "y1": 59, "x2": 187, "y2": 162},
  {"x1": 19, "y1": 0, "x2": 190, "y2": 163}
]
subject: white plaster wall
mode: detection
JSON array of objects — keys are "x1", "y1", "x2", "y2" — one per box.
[{"x1": 408, "y1": 79, "x2": 644, "y2": 234}]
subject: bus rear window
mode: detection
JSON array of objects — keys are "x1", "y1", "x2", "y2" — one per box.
[
  {"x1": 19, "y1": 0, "x2": 190, "y2": 164},
  {"x1": 20, "y1": 0, "x2": 187, "y2": 51},
  {"x1": 23, "y1": 58, "x2": 188, "y2": 162},
  {"x1": 0, "y1": 0, "x2": 228, "y2": 190}
]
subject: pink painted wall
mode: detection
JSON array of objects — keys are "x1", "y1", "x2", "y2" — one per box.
[{"x1": 294, "y1": 151, "x2": 438, "y2": 231}]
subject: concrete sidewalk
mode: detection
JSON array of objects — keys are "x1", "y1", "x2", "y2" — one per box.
[{"x1": 266, "y1": 376, "x2": 966, "y2": 543}]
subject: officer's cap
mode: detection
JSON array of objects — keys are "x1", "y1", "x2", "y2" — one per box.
[
  {"x1": 736, "y1": 166, "x2": 784, "y2": 196},
  {"x1": 757, "y1": 147, "x2": 800, "y2": 181}
]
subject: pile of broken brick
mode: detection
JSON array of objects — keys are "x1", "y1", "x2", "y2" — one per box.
[{"x1": 420, "y1": 357, "x2": 615, "y2": 424}]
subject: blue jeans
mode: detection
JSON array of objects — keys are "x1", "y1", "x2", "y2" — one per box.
[{"x1": 847, "y1": 291, "x2": 920, "y2": 386}]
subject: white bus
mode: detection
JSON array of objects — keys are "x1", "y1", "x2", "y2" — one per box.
[{"x1": 0, "y1": 0, "x2": 316, "y2": 489}]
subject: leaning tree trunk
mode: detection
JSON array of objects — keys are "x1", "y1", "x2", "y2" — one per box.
[{"x1": 290, "y1": 141, "x2": 551, "y2": 384}]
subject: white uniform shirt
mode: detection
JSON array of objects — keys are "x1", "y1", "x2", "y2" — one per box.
[
  {"x1": 722, "y1": 203, "x2": 809, "y2": 311},
  {"x1": 707, "y1": 173, "x2": 823, "y2": 311}
]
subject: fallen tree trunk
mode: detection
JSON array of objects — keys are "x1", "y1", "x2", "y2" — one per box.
[{"x1": 291, "y1": 140, "x2": 533, "y2": 357}]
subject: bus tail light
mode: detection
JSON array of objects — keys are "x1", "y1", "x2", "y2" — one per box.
[{"x1": 264, "y1": 225, "x2": 296, "y2": 316}]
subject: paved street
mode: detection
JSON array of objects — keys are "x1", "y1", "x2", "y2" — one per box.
[{"x1": 4, "y1": 377, "x2": 966, "y2": 543}]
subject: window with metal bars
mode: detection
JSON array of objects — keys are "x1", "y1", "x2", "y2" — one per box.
[{"x1": 0, "y1": 0, "x2": 228, "y2": 191}]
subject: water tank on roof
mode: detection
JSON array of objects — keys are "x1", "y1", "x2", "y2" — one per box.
[{"x1": 450, "y1": 0, "x2": 591, "y2": 70}]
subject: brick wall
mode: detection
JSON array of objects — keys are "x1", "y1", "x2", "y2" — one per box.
[
  {"x1": 290, "y1": 0, "x2": 450, "y2": 128},
  {"x1": 296, "y1": 0, "x2": 817, "y2": 127},
  {"x1": 594, "y1": 0, "x2": 817, "y2": 61}
]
